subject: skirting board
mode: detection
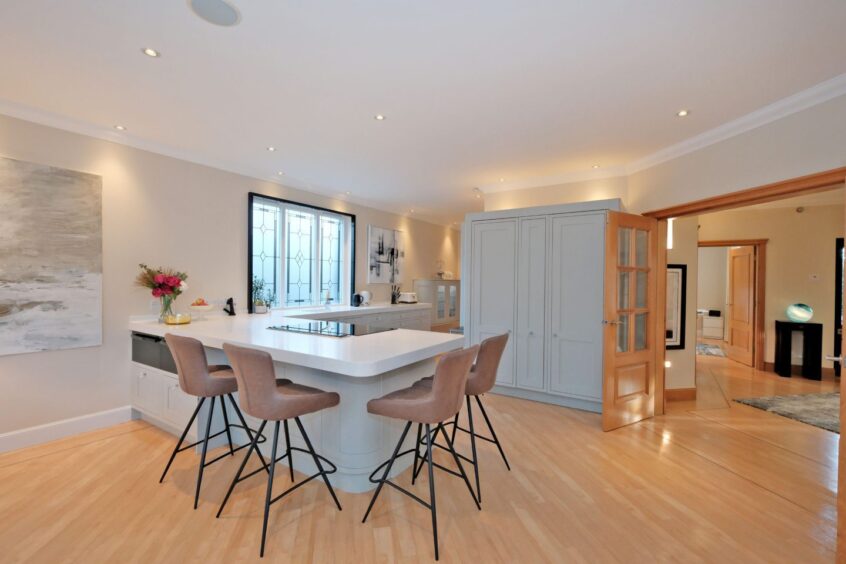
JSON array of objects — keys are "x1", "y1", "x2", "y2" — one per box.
[
  {"x1": 763, "y1": 362, "x2": 835, "y2": 378},
  {"x1": 0, "y1": 405, "x2": 133, "y2": 454},
  {"x1": 666, "y1": 388, "x2": 697, "y2": 401},
  {"x1": 492, "y1": 385, "x2": 602, "y2": 413}
]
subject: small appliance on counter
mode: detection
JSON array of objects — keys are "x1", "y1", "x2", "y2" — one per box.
[{"x1": 397, "y1": 292, "x2": 418, "y2": 304}]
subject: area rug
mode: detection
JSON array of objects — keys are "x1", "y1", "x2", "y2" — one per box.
[
  {"x1": 734, "y1": 392, "x2": 839, "y2": 433},
  {"x1": 696, "y1": 343, "x2": 726, "y2": 357}
]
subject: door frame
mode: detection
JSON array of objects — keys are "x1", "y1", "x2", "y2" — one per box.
[
  {"x1": 643, "y1": 166, "x2": 846, "y2": 415},
  {"x1": 698, "y1": 239, "x2": 767, "y2": 371}
]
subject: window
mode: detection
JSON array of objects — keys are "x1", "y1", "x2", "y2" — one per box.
[{"x1": 249, "y1": 194, "x2": 354, "y2": 310}]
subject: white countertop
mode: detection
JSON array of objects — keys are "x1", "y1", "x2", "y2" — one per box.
[{"x1": 128, "y1": 304, "x2": 463, "y2": 378}]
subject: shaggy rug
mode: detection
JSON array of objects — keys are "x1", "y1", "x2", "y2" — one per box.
[
  {"x1": 734, "y1": 392, "x2": 839, "y2": 433},
  {"x1": 696, "y1": 343, "x2": 726, "y2": 357}
]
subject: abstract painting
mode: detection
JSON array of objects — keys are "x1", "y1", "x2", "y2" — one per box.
[
  {"x1": 367, "y1": 226, "x2": 404, "y2": 284},
  {"x1": 0, "y1": 157, "x2": 102, "y2": 356}
]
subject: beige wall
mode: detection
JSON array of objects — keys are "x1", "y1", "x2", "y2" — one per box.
[
  {"x1": 0, "y1": 114, "x2": 460, "y2": 434},
  {"x1": 665, "y1": 217, "x2": 699, "y2": 390},
  {"x1": 697, "y1": 246, "x2": 728, "y2": 313},
  {"x1": 698, "y1": 204, "x2": 844, "y2": 368},
  {"x1": 484, "y1": 176, "x2": 628, "y2": 211}
]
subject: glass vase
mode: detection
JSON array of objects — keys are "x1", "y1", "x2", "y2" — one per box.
[{"x1": 159, "y1": 295, "x2": 175, "y2": 323}]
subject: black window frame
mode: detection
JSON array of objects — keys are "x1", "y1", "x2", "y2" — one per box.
[{"x1": 247, "y1": 192, "x2": 356, "y2": 313}]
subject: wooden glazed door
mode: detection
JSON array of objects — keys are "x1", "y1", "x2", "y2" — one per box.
[
  {"x1": 727, "y1": 246, "x2": 755, "y2": 366},
  {"x1": 602, "y1": 212, "x2": 658, "y2": 431}
]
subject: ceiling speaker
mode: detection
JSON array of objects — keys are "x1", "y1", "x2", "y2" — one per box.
[{"x1": 189, "y1": 0, "x2": 241, "y2": 27}]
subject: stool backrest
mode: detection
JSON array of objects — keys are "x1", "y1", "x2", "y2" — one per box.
[
  {"x1": 222, "y1": 342, "x2": 278, "y2": 419},
  {"x1": 165, "y1": 333, "x2": 213, "y2": 397},
  {"x1": 431, "y1": 345, "x2": 479, "y2": 422},
  {"x1": 468, "y1": 333, "x2": 509, "y2": 395}
]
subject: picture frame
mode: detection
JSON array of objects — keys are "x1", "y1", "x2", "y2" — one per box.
[{"x1": 666, "y1": 263, "x2": 687, "y2": 350}]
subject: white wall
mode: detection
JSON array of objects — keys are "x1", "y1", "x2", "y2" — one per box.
[
  {"x1": 0, "y1": 114, "x2": 460, "y2": 434},
  {"x1": 484, "y1": 176, "x2": 628, "y2": 212},
  {"x1": 665, "y1": 217, "x2": 698, "y2": 390},
  {"x1": 697, "y1": 246, "x2": 728, "y2": 314}
]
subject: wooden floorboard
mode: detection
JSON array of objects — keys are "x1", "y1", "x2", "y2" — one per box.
[{"x1": 0, "y1": 359, "x2": 837, "y2": 563}]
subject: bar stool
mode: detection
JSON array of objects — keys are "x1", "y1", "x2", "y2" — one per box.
[
  {"x1": 216, "y1": 342, "x2": 342, "y2": 558},
  {"x1": 160, "y1": 334, "x2": 267, "y2": 510},
  {"x1": 363, "y1": 345, "x2": 481, "y2": 561},
  {"x1": 412, "y1": 333, "x2": 511, "y2": 503}
]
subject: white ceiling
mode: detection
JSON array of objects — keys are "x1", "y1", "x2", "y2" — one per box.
[{"x1": 1, "y1": 1, "x2": 846, "y2": 224}]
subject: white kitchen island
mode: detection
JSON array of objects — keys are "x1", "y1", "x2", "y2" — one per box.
[{"x1": 129, "y1": 304, "x2": 465, "y2": 493}]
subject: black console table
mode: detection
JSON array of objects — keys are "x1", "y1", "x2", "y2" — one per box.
[{"x1": 774, "y1": 320, "x2": 822, "y2": 380}]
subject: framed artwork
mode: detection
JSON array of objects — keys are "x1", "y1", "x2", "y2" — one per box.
[
  {"x1": 367, "y1": 226, "x2": 404, "y2": 284},
  {"x1": 0, "y1": 156, "x2": 103, "y2": 356},
  {"x1": 666, "y1": 263, "x2": 687, "y2": 350}
]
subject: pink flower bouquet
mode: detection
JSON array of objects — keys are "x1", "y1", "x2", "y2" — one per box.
[{"x1": 135, "y1": 264, "x2": 188, "y2": 321}]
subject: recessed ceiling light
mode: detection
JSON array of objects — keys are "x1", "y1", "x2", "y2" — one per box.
[
  {"x1": 676, "y1": 109, "x2": 689, "y2": 117},
  {"x1": 499, "y1": 178, "x2": 505, "y2": 183},
  {"x1": 142, "y1": 47, "x2": 160, "y2": 58},
  {"x1": 277, "y1": 171, "x2": 284, "y2": 176},
  {"x1": 409, "y1": 208, "x2": 415, "y2": 213},
  {"x1": 345, "y1": 191, "x2": 351, "y2": 195},
  {"x1": 473, "y1": 187, "x2": 482, "y2": 199},
  {"x1": 592, "y1": 164, "x2": 600, "y2": 169},
  {"x1": 374, "y1": 114, "x2": 386, "y2": 121},
  {"x1": 114, "y1": 125, "x2": 126, "y2": 131},
  {"x1": 267, "y1": 146, "x2": 276, "y2": 152}
]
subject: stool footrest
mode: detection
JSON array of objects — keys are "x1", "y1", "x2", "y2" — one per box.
[{"x1": 234, "y1": 446, "x2": 338, "y2": 485}]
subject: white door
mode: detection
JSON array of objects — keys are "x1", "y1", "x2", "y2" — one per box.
[
  {"x1": 548, "y1": 213, "x2": 605, "y2": 400},
  {"x1": 471, "y1": 220, "x2": 517, "y2": 386},
  {"x1": 516, "y1": 217, "x2": 546, "y2": 390}
]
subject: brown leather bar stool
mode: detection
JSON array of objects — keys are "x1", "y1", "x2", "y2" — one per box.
[
  {"x1": 363, "y1": 345, "x2": 481, "y2": 561},
  {"x1": 412, "y1": 333, "x2": 511, "y2": 503},
  {"x1": 216, "y1": 342, "x2": 342, "y2": 558},
  {"x1": 160, "y1": 334, "x2": 267, "y2": 510}
]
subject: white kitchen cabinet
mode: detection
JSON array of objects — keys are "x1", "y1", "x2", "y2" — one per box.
[
  {"x1": 470, "y1": 220, "x2": 517, "y2": 386},
  {"x1": 131, "y1": 363, "x2": 165, "y2": 415},
  {"x1": 413, "y1": 279, "x2": 460, "y2": 329},
  {"x1": 515, "y1": 217, "x2": 546, "y2": 390},
  {"x1": 463, "y1": 200, "x2": 622, "y2": 412}
]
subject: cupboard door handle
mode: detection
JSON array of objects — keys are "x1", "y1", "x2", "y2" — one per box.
[{"x1": 603, "y1": 320, "x2": 621, "y2": 325}]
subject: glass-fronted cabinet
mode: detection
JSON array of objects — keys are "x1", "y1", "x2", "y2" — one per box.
[{"x1": 413, "y1": 279, "x2": 461, "y2": 329}]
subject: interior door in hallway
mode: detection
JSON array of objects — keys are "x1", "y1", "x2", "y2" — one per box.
[
  {"x1": 727, "y1": 246, "x2": 755, "y2": 366},
  {"x1": 602, "y1": 212, "x2": 658, "y2": 431}
]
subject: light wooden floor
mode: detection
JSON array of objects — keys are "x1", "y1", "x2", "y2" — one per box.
[{"x1": 0, "y1": 358, "x2": 838, "y2": 563}]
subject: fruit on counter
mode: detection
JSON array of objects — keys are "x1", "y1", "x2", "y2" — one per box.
[{"x1": 191, "y1": 298, "x2": 209, "y2": 306}]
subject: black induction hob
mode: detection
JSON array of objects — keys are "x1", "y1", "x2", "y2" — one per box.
[{"x1": 267, "y1": 320, "x2": 397, "y2": 338}]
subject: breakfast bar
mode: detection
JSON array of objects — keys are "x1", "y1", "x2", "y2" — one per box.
[{"x1": 129, "y1": 306, "x2": 464, "y2": 492}]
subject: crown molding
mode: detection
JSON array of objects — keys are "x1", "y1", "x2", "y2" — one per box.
[
  {"x1": 479, "y1": 166, "x2": 627, "y2": 194},
  {"x1": 0, "y1": 99, "x2": 456, "y2": 227},
  {"x1": 625, "y1": 72, "x2": 846, "y2": 174}
]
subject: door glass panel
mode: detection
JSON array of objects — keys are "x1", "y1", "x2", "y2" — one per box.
[
  {"x1": 635, "y1": 229, "x2": 648, "y2": 267},
  {"x1": 618, "y1": 271, "x2": 630, "y2": 310},
  {"x1": 437, "y1": 285, "x2": 446, "y2": 319},
  {"x1": 449, "y1": 285, "x2": 457, "y2": 317},
  {"x1": 636, "y1": 270, "x2": 648, "y2": 308},
  {"x1": 617, "y1": 315, "x2": 630, "y2": 353},
  {"x1": 635, "y1": 313, "x2": 648, "y2": 350},
  {"x1": 618, "y1": 228, "x2": 632, "y2": 266}
]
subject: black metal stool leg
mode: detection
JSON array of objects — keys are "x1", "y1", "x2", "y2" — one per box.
[
  {"x1": 425, "y1": 423, "x2": 439, "y2": 561},
  {"x1": 220, "y1": 397, "x2": 235, "y2": 456},
  {"x1": 450, "y1": 412, "x2": 459, "y2": 444},
  {"x1": 363, "y1": 421, "x2": 412, "y2": 523},
  {"x1": 216, "y1": 420, "x2": 268, "y2": 518},
  {"x1": 411, "y1": 423, "x2": 422, "y2": 485},
  {"x1": 159, "y1": 397, "x2": 205, "y2": 483},
  {"x1": 260, "y1": 421, "x2": 280, "y2": 558},
  {"x1": 194, "y1": 396, "x2": 216, "y2": 509},
  {"x1": 295, "y1": 417, "x2": 342, "y2": 511},
  {"x1": 412, "y1": 424, "x2": 435, "y2": 483},
  {"x1": 466, "y1": 395, "x2": 481, "y2": 502},
  {"x1": 226, "y1": 394, "x2": 270, "y2": 473},
  {"x1": 437, "y1": 423, "x2": 480, "y2": 509},
  {"x1": 475, "y1": 395, "x2": 510, "y2": 471},
  {"x1": 283, "y1": 419, "x2": 294, "y2": 481}
]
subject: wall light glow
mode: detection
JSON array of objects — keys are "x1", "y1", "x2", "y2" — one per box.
[{"x1": 667, "y1": 217, "x2": 675, "y2": 250}]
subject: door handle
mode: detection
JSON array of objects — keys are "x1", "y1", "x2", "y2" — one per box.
[
  {"x1": 602, "y1": 320, "x2": 621, "y2": 325},
  {"x1": 825, "y1": 355, "x2": 844, "y2": 362}
]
